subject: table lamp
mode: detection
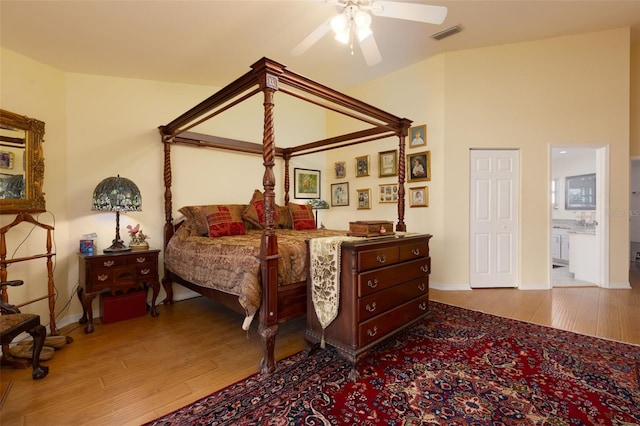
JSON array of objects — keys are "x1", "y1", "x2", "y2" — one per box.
[
  {"x1": 308, "y1": 199, "x2": 329, "y2": 228},
  {"x1": 91, "y1": 175, "x2": 142, "y2": 253}
]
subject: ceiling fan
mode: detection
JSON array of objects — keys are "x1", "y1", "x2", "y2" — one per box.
[{"x1": 290, "y1": 0, "x2": 448, "y2": 66}]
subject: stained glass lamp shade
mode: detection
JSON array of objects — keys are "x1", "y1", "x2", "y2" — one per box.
[
  {"x1": 91, "y1": 175, "x2": 142, "y2": 253},
  {"x1": 308, "y1": 199, "x2": 329, "y2": 228}
]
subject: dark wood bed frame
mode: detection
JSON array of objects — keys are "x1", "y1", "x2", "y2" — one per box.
[{"x1": 159, "y1": 57, "x2": 412, "y2": 374}]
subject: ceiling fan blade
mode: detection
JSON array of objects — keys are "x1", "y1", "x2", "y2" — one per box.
[
  {"x1": 359, "y1": 33, "x2": 382, "y2": 66},
  {"x1": 370, "y1": 1, "x2": 447, "y2": 25},
  {"x1": 290, "y1": 19, "x2": 332, "y2": 56}
]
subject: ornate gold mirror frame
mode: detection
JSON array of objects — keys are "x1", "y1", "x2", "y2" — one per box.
[{"x1": 0, "y1": 109, "x2": 46, "y2": 214}]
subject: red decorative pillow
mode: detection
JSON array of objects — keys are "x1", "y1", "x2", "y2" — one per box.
[
  {"x1": 289, "y1": 203, "x2": 316, "y2": 230},
  {"x1": 204, "y1": 205, "x2": 246, "y2": 237}
]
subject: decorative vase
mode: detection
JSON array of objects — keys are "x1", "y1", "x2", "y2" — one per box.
[{"x1": 129, "y1": 242, "x2": 149, "y2": 250}]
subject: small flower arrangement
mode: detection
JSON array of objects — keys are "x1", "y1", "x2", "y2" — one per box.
[{"x1": 126, "y1": 224, "x2": 149, "y2": 245}]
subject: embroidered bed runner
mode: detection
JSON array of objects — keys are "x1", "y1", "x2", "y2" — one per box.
[{"x1": 309, "y1": 235, "x2": 363, "y2": 347}]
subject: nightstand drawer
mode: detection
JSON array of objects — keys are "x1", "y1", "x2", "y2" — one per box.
[
  {"x1": 128, "y1": 254, "x2": 156, "y2": 265},
  {"x1": 92, "y1": 257, "x2": 127, "y2": 269},
  {"x1": 136, "y1": 264, "x2": 157, "y2": 279}
]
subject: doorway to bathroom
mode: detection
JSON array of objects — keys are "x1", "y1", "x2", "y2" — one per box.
[{"x1": 550, "y1": 146, "x2": 608, "y2": 287}]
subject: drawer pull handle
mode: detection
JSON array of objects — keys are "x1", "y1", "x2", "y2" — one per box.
[
  {"x1": 367, "y1": 326, "x2": 378, "y2": 337},
  {"x1": 367, "y1": 279, "x2": 378, "y2": 288},
  {"x1": 419, "y1": 302, "x2": 427, "y2": 311},
  {"x1": 420, "y1": 265, "x2": 429, "y2": 273},
  {"x1": 412, "y1": 248, "x2": 420, "y2": 256},
  {"x1": 141, "y1": 269, "x2": 150, "y2": 275},
  {"x1": 98, "y1": 274, "x2": 108, "y2": 282},
  {"x1": 103, "y1": 260, "x2": 115, "y2": 267},
  {"x1": 376, "y1": 254, "x2": 386, "y2": 263},
  {"x1": 418, "y1": 283, "x2": 426, "y2": 291},
  {"x1": 136, "y1": 257, "x2": 146, "y2": 263},
  {"x1": 366, "y1": 302, "x2": 377, "y2": 312}
]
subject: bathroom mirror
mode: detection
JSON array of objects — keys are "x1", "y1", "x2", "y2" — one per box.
[{"x1": 0, "y1": 109, "x2": 46, "y2": 214}]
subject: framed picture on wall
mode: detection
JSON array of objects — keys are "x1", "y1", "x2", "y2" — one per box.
[
  {"x1": 409, "y1": 124, "x2": 427, "y2": 148},
  {"x1": 293, "y1": 168, "x2": 320, "y2": 199},
  {"x1": 378, "y1": 183, "x2": 399, "y2": 203},
  {"x1": 334, "y1": 161, "x2": 346, "y2": 178},
  {"x1": 355, "y1": 155, "x2": 370, "y2": 177},
  {"x1": 0, "y1": 152, "x2": 14, "y2": 170},
  {"x1": 378, "y1": 150, "x2": 397, "y2": 177},
  {"x1": 409, "y1": 186, "x2": 428, "y2": 207},
  {"x1": 565, "y1": 173, "x2": 596, "y2": 210},
  {"x1": 407, "y1": 151, "x2": 430, "y2": 182},
  {"x1": 356, "y1": 188, "x2": 371, "y2": 209},
  {"x1": 331, "y1": 182, "x2": 349, "y2": 206}
]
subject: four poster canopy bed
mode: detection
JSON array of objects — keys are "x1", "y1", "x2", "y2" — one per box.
[{"x1": 159, "y1": 57, "x2": 431, "y2": 374}]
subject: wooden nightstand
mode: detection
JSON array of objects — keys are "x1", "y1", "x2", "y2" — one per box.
[{"x1": 77, "y1": 249, "x2": 160, "y2": 333}]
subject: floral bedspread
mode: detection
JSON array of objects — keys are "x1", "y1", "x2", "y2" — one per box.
[{"x1": 164, "y1": 220, "x2": 346, "y2": 329}]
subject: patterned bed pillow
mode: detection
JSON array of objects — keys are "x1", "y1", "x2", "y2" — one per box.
[
  {"x1": 275, "y1": 204, "x2": 293, "y2": 229},
  {"x1": 203, "y1": 205, "x2": 246, "y2": 237},
  {"x1": 178, "y1": 205, "x2": 209, "y2": 235},
  {"x1": 242, "y1": 189, "x2": 280, "y2": 229},
  {"x1": 179, "y1": 204, "x2": 246, "y2": 236},
  {"x1": 288, "y1": 203, "x2": 316, "y2": 230}
]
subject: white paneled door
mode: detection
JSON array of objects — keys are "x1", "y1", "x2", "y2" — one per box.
[{"x1": 470, "y1": 149, "x2": 519, "y2": 288}]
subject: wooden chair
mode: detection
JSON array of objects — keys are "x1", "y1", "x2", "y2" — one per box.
[{"x1": 0, "y1": 280, "x2": 49, "y2": 380}]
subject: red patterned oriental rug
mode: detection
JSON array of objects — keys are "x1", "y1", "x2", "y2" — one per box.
[{"x1": 145, "y1": 301, "x2": 640, "y2": 425}]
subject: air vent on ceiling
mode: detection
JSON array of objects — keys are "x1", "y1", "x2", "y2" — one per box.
[{"x1": 431, "y1": 24, "x2": 463, "y2": 41}]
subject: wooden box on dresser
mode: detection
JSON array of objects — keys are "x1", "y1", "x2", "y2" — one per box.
[{"x1": 306, "y1": 233, "x2": 432, "y2": 379}]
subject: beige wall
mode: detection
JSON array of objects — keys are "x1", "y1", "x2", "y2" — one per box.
[
  {"x1": 0, "y1": 48, "x2": 68, "y2": 325},
  {"x1": 1, "y1": 26, "x2": 637, "y2": 327},
  {"x1": 329, "y1": 28, "x2": 633, "y2": 288}
]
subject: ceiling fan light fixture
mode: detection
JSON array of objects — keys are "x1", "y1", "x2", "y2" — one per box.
[
  {"x1": 335, "y1": 27, "x2": 351, "y2": 44},
  {"x1": 354, "y1": 10, "x2": 372, "y2": 30},
  {"x1": 330, "y1": 13, "x2": 348, "y2": 34}
]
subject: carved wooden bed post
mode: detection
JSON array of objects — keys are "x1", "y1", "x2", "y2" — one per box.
[
  {"x1": 256, "y1": 59, "x2": 284, "y2": 374},
  {"x1": 396, "y1": 118, "x2": 412, "y2": 232},
  {"x1": 160, "y1": 131, "x2": 175, "y2": 304}
]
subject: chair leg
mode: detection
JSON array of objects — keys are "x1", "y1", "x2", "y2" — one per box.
[{"x1": 28, "y1": 324, "x2": 49, "y2": 380}]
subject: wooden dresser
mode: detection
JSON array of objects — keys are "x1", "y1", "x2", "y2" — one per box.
[
  {"x1": 306, "y1": 233, "x2": 432, "y2": 378},
  {"x1": 77, "y1": 249, "x2": 161, "y2": 333}
]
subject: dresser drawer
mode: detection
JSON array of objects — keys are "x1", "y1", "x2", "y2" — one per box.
[
  {"x1": 358, "y1": 276, "x2": 428, "y2": 321},
  {"x1": 399, "y1": 239, "x2": 428, "y2": 262},
  {"x1": 358, "y1": 257, "x2": 430, "y2": 297},
  {"x1": 358, "y1": 295, "x2": 429, "y2": 347},
  {"x1": 357, "y1": 245, "x2": 400, "y2": 271}
]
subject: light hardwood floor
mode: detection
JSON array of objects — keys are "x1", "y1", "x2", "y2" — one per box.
[{"x1": 2, "y1": 265, "x2": 639, "y2": 425}]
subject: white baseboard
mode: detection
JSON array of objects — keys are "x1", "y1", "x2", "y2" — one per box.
[
  {"x1": 429, "y1": 282, "x2": 471, "y2": 291},
  {"x1": 606, "y1": 281, "x2": 632, "y2": 289}
]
